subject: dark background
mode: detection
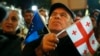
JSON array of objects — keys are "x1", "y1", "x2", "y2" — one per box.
[
  {"x1": 0, "y1": 0, "x2": 100, "y2": 13},
  {"x1": 0, "y1": 0, "x2": 51, "y2": 10}
]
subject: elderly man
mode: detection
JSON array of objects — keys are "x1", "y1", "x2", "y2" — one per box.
[{"x1": 22, "y1": 3, "x2": 81, "y2": 56}]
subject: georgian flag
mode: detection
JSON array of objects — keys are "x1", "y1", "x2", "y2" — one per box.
[{"x1": 66, "y1": 16, "x2": 99, "y2": 55}]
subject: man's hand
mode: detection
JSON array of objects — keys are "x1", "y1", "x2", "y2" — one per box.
[{"x1": 42, "y1": 33, "x2": 59, "y2": 52}]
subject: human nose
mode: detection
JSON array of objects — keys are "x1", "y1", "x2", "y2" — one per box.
[
  {"x1": 54, "y1": 14, "x2": 61, "y2": 19},
  {"x1": 27, "y1": 16, "x2": 30, "y2": 19},
  {"x1": 56, "y1": 14, "x2": 61, "y2": 18}
]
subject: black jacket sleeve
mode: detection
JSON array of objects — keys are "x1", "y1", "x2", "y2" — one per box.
[{"x1": 22, "y1": 35, "x2": 43, "y2": 56}]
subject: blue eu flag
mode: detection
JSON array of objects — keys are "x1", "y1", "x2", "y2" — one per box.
[{"x1": 24, "y1": 11, "x2": 45, "y2": 44}]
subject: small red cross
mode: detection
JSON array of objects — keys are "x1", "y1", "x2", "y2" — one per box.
[
  {"x1": 83, "y1": 49, "x2": 87, "y2": 55},
  {"x1": 86, "y1": 22, "x2": 90, "y2": 27},
  {"x1": 72, "y1": 30, "x2": 77, "y2": 35},
  {"x1": 92, "y1": 40, "x2": 95, "y2": 44}
]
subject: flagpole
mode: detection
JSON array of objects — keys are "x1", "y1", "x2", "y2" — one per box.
[
  {"x1": 38, "y1": 12, "x2": 51, "y2": 33},
  {"x1": 56, "y1": 28, "x2": 66, "y2": 37}
]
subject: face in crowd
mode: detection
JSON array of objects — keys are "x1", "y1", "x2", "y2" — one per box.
[
  {"x1": 48, "y1": 8, "x2": 73, "y2": 34},
  {"x1": 1, "y1": 10, "x2": 20, "y2": 34},
  {"x1": 39, "y1": 9, "x2": 46, "y2": 18},
  {"x1": 23, "y1": 11, "x2": 34, "y2": 25}
]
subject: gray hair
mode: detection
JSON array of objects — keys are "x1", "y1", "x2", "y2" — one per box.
[{"x1": 3, "y1": 8, "x2": 24, "y2": 31}]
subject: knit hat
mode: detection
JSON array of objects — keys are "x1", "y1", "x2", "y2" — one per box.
[{"x1": 49, "y1": 3, "x2": 75, "y2": 19}]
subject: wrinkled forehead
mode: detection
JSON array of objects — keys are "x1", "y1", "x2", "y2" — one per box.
[
  {"x1": 51, "y1": 8, "x2": 72, "y2": 17},
  {"x1": 52, "y1": 8, "x2": 67, "y2": 13}
]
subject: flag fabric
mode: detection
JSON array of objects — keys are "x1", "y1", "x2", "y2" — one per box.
[
  {"x1": 24, "y1": 11, "x2": 46, "y2": 44},
  {"x1": 66, "y1": 16, "x2": 99, "y2": 55}
]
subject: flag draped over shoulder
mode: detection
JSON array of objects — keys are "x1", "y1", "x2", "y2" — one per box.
[
  {"x1": 24, "y1": 11, "x2": 46, "y2": 44},
  {"x1": 66, "y1": 16, "x2": 99, "y2": 55}
]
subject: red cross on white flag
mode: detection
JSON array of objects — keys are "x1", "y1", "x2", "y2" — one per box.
[{"x1": 66, "y1": 16, "x2": 99, "y2": 55}]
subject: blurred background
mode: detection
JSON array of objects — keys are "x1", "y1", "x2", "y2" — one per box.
[
  {"x1": 0, "y1": 0, "x2": 100, "y2": 10},
  {"x1": 0, "y1": 0, "x2": 100, "y2": 16},
  {"x1": 0, "y1": 0, "x2": 51, "y2": 10}
]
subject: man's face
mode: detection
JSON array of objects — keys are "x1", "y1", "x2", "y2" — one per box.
[
  {"x1": 24, "y1": 12, "x2": 34, "y2": 25},
  {"x1": 94, "y1": 11, "x2": 100, "y2": 17},
  {"x1": 40, "y1": 11, "x2": 46, "y2": 17},
  {"x1": 48, "y1": 8, "x2": 73, "y2": 33}
]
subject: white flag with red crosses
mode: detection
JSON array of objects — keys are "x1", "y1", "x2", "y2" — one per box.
[{"x1": 66, "y1": 16, "x2": 99, "y2": 55}]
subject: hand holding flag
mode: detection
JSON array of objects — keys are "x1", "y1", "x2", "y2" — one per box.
[{"x1": 56, "y1": 16, "x2": 99, "y2": 56}]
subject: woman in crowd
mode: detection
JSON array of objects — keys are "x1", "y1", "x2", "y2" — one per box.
[{"x1": 0, "y1": 9, "x2": 23, "y2": 56}]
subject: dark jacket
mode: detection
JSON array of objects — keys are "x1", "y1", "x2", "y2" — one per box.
[
  {"x1": 22, "y1": 34, "x2": 81, "y2": 56},
  {"x1": 0, "y1": 30, "x2": 22, "y2": 56}
]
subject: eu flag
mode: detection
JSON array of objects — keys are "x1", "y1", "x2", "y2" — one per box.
[{"x1": 24, "y1": 11, "x2": 46, "y2": 44}]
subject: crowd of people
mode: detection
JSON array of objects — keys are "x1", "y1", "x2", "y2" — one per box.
[{"x1": 0, "y1": 2, "x2": 100, "y2": 56}]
